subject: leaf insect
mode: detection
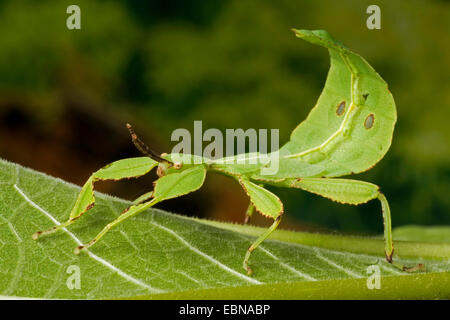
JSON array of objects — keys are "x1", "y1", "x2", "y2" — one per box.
[{"x1": 33, "y1": 29, "x2": 423, "y2": 275}]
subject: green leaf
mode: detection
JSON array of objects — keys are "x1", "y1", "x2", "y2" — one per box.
[
  {"x1": 1, "y1": 158, "x2": 449, "y2": 299},
  {"x1": 393, "y1": 225, "x2": 450, "y2": 243}
]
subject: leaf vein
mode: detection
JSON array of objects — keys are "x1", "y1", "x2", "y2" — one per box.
[
  {"x1": 150, "y1": 221, "x2": 262, "y2": 285},
  {"x1": 13, "y1": 184, "x2": 164, "y2": 294},
  {"x1": 314, "y1": 248, "x2": 362, "y2": 278},
  {"x1": 259, "y1": 246, "x2": 317, "y2": 281}
]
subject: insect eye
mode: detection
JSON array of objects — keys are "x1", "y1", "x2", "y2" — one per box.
[
  {"x1": 336, "y1": 101, "x2": 345, "y2": 116},
  {"x1": 156, "y1": 163, "x2": 167, "y2": 177},
  {"x1": 364, "y1": 114, "x2": 375, "y2": 129}
]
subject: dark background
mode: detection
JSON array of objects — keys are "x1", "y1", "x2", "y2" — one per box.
[{"x1": 1, "y1": 0, "x2": 449, "y2": 235}]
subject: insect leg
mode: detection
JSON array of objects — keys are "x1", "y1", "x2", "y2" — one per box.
[
  {"x1": 133, "y1": 191, "x2": 153, "y2": 205},
  {"x1": 238, "y1": 178, "x2": 284, "y2": 275},
  {"x1": 290, "y1": 178, "x2": 424, "y2": 272},
  {"x1": 32, "y1": 157, "x2": 158, "y2": 240},
  {"x1": 243, "y1": 216, "x2": 282, "y2": 275},
  {"x1": 244, "y1": 202, "x2": 255, "y2": 224},
  {"x1": 76, "y1": 165, "x2": 207, "y2": 253},
  {"x1": 74, "y1": 198, "x2": 159, "y2": 254}
]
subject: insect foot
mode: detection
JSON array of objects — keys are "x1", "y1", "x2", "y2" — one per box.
[
  {"x1": 402, "y1": 264, "x2": 425, "y2": 273},
  {"x1": 243, "y1": 244, "x2": 256, "y2": 276},
  {"x1": 244, "y1": 262, "x2": 253, "y2": 276},
  {"x1": 74, "y1": 245, "x2": 85, "y2": 255},
  {"x1": 32, "y1": 231, "x2": 42, "y2": 240},
  {"x1": 389, "y1": 260, "x2": 425, "y2": 273},
  {"x1": 385, "y1": 251, "x2": 393, "y2": 263}
]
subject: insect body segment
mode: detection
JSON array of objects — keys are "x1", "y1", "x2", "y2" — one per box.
[
  {"x1": 33, "y1": 29, "x2": 423, "y2": 276},
  {"x1": 281, "y1": 29, "x2": 396, "y2": 179}
]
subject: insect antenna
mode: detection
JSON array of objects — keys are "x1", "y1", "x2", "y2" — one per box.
[{"x1": 126, "y1": 123, "x2": 174, "y2": 165}]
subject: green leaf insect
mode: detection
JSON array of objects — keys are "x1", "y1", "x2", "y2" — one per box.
[{"x1": 33, "y1": 29, "x2": 423, "y2": 275}]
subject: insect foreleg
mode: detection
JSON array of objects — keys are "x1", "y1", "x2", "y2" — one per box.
[
  {"x1": 32, "y1": 157, "x2": 158, "y2": 240},
  {"x1": 75, "y1": 165, "x2": 207, "y2": 254},
  {"x1": 290, "y1": 178, "x2": 424, "y2": 272}
]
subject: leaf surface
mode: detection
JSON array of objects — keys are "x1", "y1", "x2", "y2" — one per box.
[{"x1": 0, "y1": 159, "x2": 449, "y2": 299}]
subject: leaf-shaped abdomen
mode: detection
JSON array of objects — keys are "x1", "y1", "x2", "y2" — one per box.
[{"x1": 279, "y1": 30, "x2": 396, "y2": 178}]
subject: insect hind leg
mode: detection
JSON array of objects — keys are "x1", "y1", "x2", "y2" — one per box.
[{"x1": 289, "y1": 177, "x2": 424, "y2": 272}]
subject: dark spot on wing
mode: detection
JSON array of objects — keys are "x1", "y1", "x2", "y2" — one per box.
[
  {"x1": 363, "y1": 93, "x2": 369, "y2": 100},
  {"x1": 336, "y1": 101, "x2": 345, "y2": 116},
  {"x1": 364, "y1": 114, "x2": 375, "y2": 129}
]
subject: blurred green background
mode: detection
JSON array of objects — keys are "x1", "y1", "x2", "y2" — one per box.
[{"x1": 0, "y1": 0, "x2": 449, "y2": 235}]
